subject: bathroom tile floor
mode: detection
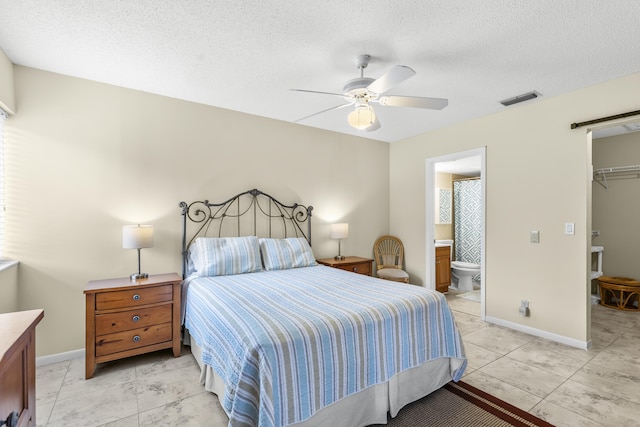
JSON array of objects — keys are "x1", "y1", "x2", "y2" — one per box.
[{"x1": 35, "y1": 292, "x2": 640, "y2": 427}]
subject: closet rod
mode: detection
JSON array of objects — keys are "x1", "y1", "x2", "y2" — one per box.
[{"x1": 570, "y1": 109, "x2": 640, "y2": 129}]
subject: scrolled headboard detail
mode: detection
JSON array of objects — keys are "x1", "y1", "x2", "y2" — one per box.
[{"x1": 180, "y1": 188, "x2": 313, "y2": 277}]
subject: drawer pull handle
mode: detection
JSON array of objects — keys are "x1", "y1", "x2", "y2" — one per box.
[
  {"x1": 353, "y1": 267, "x2": 358, "y2": 272},
  {"x1": 132, "y1": 315, "x2": 140, "y2": 322},
  {"x1": 132, "y1": 294, "x2": 141, "y2": 301},
  {"x1": 133, "y1": 335, "x2": 141, "y2": 342}
]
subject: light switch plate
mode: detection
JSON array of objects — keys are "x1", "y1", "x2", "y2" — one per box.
[
  {"x1": 530, "y1": 230, "x2": 540, "y2": 243},
  {"x1": 565, "y1": 223, "x2": 575, "y2": 235}
]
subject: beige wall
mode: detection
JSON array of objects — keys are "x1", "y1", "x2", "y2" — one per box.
[
  {"x1": 0, "y1": 47, "x2": 15, "y2": 113},
  {"x1": 390, "y1": 71, "x2": 640, "y2": 345},
  {"x1": 6, "y1": 66, "x2": 390, "y2": 356},
  {"x1": 0, "y1": 263, "x2": 19, "y2": 313},
  {"x1": 592, "y1": 131, "x2": 640, "y2": 279}
]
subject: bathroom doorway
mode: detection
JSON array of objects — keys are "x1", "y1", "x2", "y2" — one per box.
[{"x1": 426, "y1": 147, "x2": 486, "y2": 319}]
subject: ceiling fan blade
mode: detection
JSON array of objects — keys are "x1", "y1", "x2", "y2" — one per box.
[
  {"x1": 291, "y1": 89, "x2": 345, "y2": 97},
  {"x1": 367, "y1": 65, "x2": 416, "y2": 94},
  {"x1": 294, "y1": 103, "x2": 352, "y2": 123},
  {"x1": 378, "y1": 95, "x2": 448, "y2": 110},
  {"x1": 366, "y1": 116, "x2": 381, "y2": 132}
]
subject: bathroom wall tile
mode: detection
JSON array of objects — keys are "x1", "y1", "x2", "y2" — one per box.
[
  {"x1": 545, "y1": 380, "x2": 640, "y2": 426},
  {"x1": 138, "y1": 392, "x2": 227, "y2": 427},
  {"x1": 479, "y1": 357, "x2": 565, "y2": 398},
  {"x1": 462, "y1": 370, "x2": 542, "y2": 412},
  {"x1": 530, "y1": 399, "x2": 604, "y2": 427}
]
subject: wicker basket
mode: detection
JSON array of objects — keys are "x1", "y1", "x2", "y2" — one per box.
[{"x1": 597, "y1": 276, "x2": 640, "y2": 311}]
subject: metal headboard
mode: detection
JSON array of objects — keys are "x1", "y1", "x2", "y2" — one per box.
[{"x1": 179, "y1": 188, "x2": 314, "y2": 278}]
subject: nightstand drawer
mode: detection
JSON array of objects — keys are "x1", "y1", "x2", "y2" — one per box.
[
  {"x1": 95, "y1": 285, "x2": 173, "y2": 310},
  {"x1": 317, "y1": 257, "x2": 374, "y2": 276},
  {"x1": 96, "y1": 322, "x2": 173, "y2": 357},
  {"x1": 335, "y1": 262, "x2": 371, "y2": 275},
  {"x1": 95, "y1": 304, "x2": 172, "y2": 335}
]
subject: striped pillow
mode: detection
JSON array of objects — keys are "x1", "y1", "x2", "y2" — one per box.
[
  {"x1": 259, "y1": 237, "x2": 317, "y2": 270},
  {"x1": 190, "y1": 236, "x2": 262, "y2": 276}
]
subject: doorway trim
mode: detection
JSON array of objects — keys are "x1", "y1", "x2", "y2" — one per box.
[
  {"x1": 584, "y1": 116, "x2": 640, "y2": 345},
  {"x1": 425, "y1": 147, "x2": 486, "y2": 319}
]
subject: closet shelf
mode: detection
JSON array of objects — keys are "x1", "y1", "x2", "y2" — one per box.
[{"x1": 593, "y1": 165, "x2": 640, "y2": 190}]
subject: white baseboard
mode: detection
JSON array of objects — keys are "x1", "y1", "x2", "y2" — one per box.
[
  {"x1": 36, "y1": 348, "x2": 85, "y2": 367},
  {"x1": 484, "y1": 316, "x2": 591, "y2": 350}
]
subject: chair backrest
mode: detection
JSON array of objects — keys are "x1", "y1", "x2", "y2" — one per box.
[{"x1": 373, "y1": 235, "x2": 405, "y2": 270}]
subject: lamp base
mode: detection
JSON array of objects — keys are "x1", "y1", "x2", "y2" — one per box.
[
  {"x1": 334, "y1": 255, "x2": 345, "y2": 261},
  {"x1": 130, "y1": 272, "x2": 149, "y2": 281}
]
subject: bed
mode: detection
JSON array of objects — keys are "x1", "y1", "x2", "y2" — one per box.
[{"x1": 180, "y1": 189, "x2": 466, "y2": 427}]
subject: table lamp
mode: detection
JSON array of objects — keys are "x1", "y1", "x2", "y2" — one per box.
[
  {"x1": 330, "y1": 223, "x2": 348, "y2": 260},
  {"x1": 123, "y1": 224, "x2": 154, "y2": 281}
]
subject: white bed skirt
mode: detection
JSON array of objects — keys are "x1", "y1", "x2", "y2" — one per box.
[{"x1": 186, "y1": 330, "x2": 459, "y2": 427}]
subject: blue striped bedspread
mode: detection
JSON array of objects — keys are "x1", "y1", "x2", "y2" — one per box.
[{"x1": 184, "y1": 265, "x2": 466, "y2": 427}]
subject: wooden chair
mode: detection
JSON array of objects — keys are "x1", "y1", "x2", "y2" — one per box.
[{"x1": 373, "y1": 235, "x2": 410, "y2": 283}]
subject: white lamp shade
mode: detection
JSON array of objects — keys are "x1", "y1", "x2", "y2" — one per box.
[
  {"x1": 122, "y1": 225, "x2": 154, "y2": 249},
  {"x1": 330, "y1": 223, "x2": 349, "y2": 239},
  {"x1": 347, "y1": 105, "x2": 376, "y2": 130}
]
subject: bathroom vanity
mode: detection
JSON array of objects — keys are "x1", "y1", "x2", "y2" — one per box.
[{"x1": 435, "y1": 245, "x2": 451, "y2": 293}]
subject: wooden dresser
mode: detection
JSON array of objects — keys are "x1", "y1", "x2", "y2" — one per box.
[
  {"x1": 316, "y1": 256, "x2": 374, "y2": 276},
  {"x1": 0, "y1": 309, "x2": 44, "y2": 427},
  {"x1": 84, "y1": 273, "x2": 181, "y2": 379}
]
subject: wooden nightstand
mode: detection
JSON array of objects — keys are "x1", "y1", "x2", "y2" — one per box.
[
  {"x1": 84, "y1": 273, "x2": 182, "y2": 379},
  {"x1": 317, "y1": 256, "x2": 373, "y2": 276}
]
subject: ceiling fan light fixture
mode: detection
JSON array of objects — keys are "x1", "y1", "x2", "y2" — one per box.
[{"x1": 348, "y1": 104, "x2": 376, "y2": 130}]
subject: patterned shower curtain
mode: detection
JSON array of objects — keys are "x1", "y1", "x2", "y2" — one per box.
[{"x1": 453, "y1": 178, "x2": 482, "y2": 265}]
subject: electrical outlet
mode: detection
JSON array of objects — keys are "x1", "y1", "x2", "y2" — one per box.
[
  {"x1": 519, "y1": 300, "x2": 530, "y2": 317},
  {"x1": 530, "y1": 231, "x2": 539, "y2": 243}
]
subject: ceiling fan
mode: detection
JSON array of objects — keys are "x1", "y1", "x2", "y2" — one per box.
[{"x1": 292, "y1": 54, "x2": 448, "y2": 132}]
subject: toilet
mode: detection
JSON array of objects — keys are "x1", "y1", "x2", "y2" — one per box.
[{"x1": 451, "y1": 261, "x2": 481, "y2": 292}]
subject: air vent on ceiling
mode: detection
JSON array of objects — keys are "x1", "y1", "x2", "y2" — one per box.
[{"x1": 500, "y1": 91, "x2": 541, "y2": 107}]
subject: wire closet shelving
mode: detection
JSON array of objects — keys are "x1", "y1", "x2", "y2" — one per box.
[{"x1": 593, "y1": 165, "x2": 640, "y2": 190}]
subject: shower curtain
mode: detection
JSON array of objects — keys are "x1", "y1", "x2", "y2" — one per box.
[{"x1": 453, "y1": 178, "x2": 482, "y2": 266}]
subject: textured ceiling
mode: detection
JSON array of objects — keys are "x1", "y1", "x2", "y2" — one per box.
[{"x1": 1, "y1": 1, "x2": 640, "y2": 142}]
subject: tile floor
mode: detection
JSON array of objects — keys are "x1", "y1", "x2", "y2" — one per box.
[{"x1": 35, "y1": 293, "x2": 640, "y2": 427}]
